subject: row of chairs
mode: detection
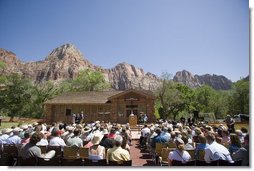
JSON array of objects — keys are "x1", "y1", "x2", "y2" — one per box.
[
  {"x1": 170, "y1": 159, "x2": 242, "y2": 166},
  {"x1": 0, "y1": 144, "x2": 132, "y2": 166},
  {"x1": 0, "y1": 144, "x2": 89, "y2": 162},
  {"x1": 157, "y1": 146, "x2": 241, "y2": 166},
  {"x1": 19, "y1": 157, "x2": 132, "y2": 166}
]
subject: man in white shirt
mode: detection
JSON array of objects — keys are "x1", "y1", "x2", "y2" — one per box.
[
  {"x1": 0, "y1": 128, "x2": 12, "y2": 144},
  {"x1": 6, "y1": 128, "x2": 21, "y2": 145},
  {"x1": 49, "y1": 130, "x2": 66, "y2": 147},
  {"x1": 204, "y1": 132, "x2": 233, "y2": 163},
  {"x1": 140, "y1": 125, "x2": 150, "y2": 147}
]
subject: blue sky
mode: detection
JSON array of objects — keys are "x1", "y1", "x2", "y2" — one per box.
[{"x1": 0, "y1": 0, "x2": 249, "y2": 82}]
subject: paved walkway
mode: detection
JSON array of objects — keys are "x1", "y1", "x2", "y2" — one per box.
[{"x1": 129, "y1": 140, "x2": 154, "y2": 166}]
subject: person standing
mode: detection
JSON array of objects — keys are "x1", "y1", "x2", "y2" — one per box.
[
  {"x1": 143, "y1": 114, "x2": 148, "y2": 124},
  {"x1": 0, "y1": 115, "x2": 2, "y2": 126},
  {"x1": 224, "y1": 115, "x2": 235, "y2": 133},
  {"x1": 187, "y1": 115, "x2": 195, "y2": 127},
  {"x1": 72, "y1": 113, "x2": 76, "y2": 124}
]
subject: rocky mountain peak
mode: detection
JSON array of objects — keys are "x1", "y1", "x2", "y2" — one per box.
[
  {"x1": 105, "y1": 62, "x2": 160, "y2": 90},
  {"x1": 173, "y1": 70, "x2": 233, "y2": 90},
  {"x1": 0, "y1": 48, "x2": 22, "y2": 74},
  {"x1": 0, "y1": 45, "x2": 237, "y2": 90},
  {"x1": 45, "y1": 43, "x2": 85, "y2": 61},
  {"x1": 173, "y1": 70, "x2": 201, "y2": 88},
  {"x1": 195, "y1": 74, "x2": 232, "y2": 90}
]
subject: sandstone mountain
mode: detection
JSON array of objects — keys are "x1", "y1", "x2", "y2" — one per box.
[
  {"x1": 0, "y1": 44, "x2": 237, "y2": 90},
  {"x1": 173, "y1": 70, "x2": 233, "y2": 90}
]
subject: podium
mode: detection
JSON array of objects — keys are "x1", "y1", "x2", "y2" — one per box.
[{"x1": 129, "y1": 114, "x2": 137, "y2": 126}]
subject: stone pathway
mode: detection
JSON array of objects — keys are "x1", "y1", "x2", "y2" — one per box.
[{"x1": 129, "y1": 140, "x2": 154, "y2": 166}]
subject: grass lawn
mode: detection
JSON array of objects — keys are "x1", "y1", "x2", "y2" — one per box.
[{"x1": 0, "y1": 117, "x2": 42, "y2": 130}]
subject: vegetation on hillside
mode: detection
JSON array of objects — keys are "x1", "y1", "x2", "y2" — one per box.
[
  {"x1": 0, "y1": 69, "x2": 109, "y2": 120},
  {"x1": 0, "y1": 66, "x2": 249, "y2": 122},
  {"x1": 155, "y1": 72, "x2": 249, "y2": 120}
]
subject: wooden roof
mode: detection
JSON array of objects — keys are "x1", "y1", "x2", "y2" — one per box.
[
  {"x1": 107, "y1": 89, "x2": 156, "y2": 100},
  {"x1": 44, "y1": 91, "x2": 123, "y2": 104},
  {"x1": 44, "y1": 89, "x2": 155, "y2": 105}
]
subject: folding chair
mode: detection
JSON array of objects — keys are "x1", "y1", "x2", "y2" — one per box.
[
  {"x1": 18, "y1": 157, "x2": 37, "y2": 166},
  {"x1": 195, "y1": 160, "x2": 218, "y2": 166},
  {"x1": 108, "y1": 160, "x2": 132, "y2": 166},
  {"x1": 186, "y1": 149, "x2": 195, "y2": 160},
  {"x1": 63, "y1": 146, "x2": 79, "y2": 159},
  {"x1": 48, "y1": 146, "x2": 62, "y2": 158},
  {"x1": 218, "y1": 159, "x2": 242, "y2": 166},
  {"x1": 61, "y1": 157, "x2": 83, "y2": 166},
  {"x1": 37, "y1": 145, "x2": 48, "y2": 154},
  {"x1": 171, "y1": 160, "x2": 195, "y2": 166},
  {"x1": 83, "y1": 158, "x2": 107, "y2": 166},
  {"x1": 2, "y1": 144, "x2": 19, "y2": 166},
  {"x1": 159, "y1": 148, "x2": 171, "y2": 166},
  {"x1": 154, "y1": 143, "x2": 168, "y2": 165},
  {"x1": 37, "y1": 157, "x2": 61, "y2": 166},
  {"x1": 79, "y1": 147, "x2": 89, "y2": 159}
]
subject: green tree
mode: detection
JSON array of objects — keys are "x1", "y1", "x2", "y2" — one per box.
[
  {"x1": 29, "y1": 81, "x2": 61, "y2": 118},
  {"x1": 155, "y1": 72, "x2": 193, "y2": 120},
  {"x1": 0, "y1": 73, "x2": 33, "y2": 121},
  {"x1": 64, "y1": 69, "x2": 110, "y2": 92},
  {"x1": 0, "y1": 61, "x2": 7, "y2": 84},
  {"x1": 228, "y1": 79, "x2": 249, "y2": 114},
  {"x1": 193, "y1": 85, "x2": 215, "y2": 113}
]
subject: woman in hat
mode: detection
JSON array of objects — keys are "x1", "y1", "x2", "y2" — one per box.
[
  {"x1": 168, "y1": 137, "x2": 191, "y2": 166},
  {"x1": 88, "y1": 133, "x2": 106, "y2": 161}
]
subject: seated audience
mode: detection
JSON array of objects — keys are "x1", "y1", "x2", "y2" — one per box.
[
  {"x1": 168, "y1": 137, "x2": 191, "y2": 166},
  {"x1": 107, "y1": 135, "x2": 130, "y2": 162},
  {"x1": 49, "y1": 129, "x2": 66, "y2": 146},
  {"x1": 66, "y1": 128, "x2": 83, "y2": 147},
  {"x1": 228, "y1": 133, "x2": 241, "y2": 154},
  {"x1": 232, "y1": 134, "x2": 249, "y2": 166},
  {"x1": 20, "y1": 132, "x2": 55, "y2": 159},
  {"x1": 88, "y1": 133, "x2": 105, "y2": 161},
  {"x1": 195, "y1": 134, "x2": 208, "y2": 160},
  {"x1": 6, "y1": 128, "x2": 21, "y2": 145},
  {"x1": 204, "y1": 132, "x2": 233, "y2": 163}
]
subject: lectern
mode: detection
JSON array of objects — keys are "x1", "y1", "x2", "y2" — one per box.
[{"x1": 129, "y1": 114, "x2": 137, "y2": 126}]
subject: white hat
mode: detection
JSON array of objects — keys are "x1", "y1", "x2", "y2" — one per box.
[
  {"x1": 33, "y1": 122, "x2": 38, "y2": 126},
  {"x1": 13, "y1": 127, "x2": 21, "y2": 132},
  {"x1": 66, "y1": 126, "x2": 75, "y2": 131},
  {"x1": 175, "y1": 137, "x2": 184, "y2": 144},
  {"x1": 83, "y1": 126, "x2": 92, "y2": 133},
  {"x1": 91, "y1": 133, "x2": 103, "y2": 145},
  {"x1": 4, "y1": 128, "x2": 13, "y2": 134},
  {"x1": 114, "y1": 135, "x2": 123, "y2": 144},
  {"x1": 20, "y1": 125, "x2": 28, "y2": 130}
]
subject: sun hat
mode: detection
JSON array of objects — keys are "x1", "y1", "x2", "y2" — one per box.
[
  {"x1": 175, "y1": 137, "x2": 184, "y2": 144},
  {"x1": 20, "y1": 125, "x2": 28, "y2": 130},
  {"x1": 5, "y1": 128, "x2": 13, "y2": 134},
  {"x1": 91, "y1": 133, "x2": 103, "y2": 145},
  {"x1": 84, "y1": 126, "x2": 92, "y2": 133},
  {"x1": 13, "y1": 127, "x2": 21, "y2": 133}
]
